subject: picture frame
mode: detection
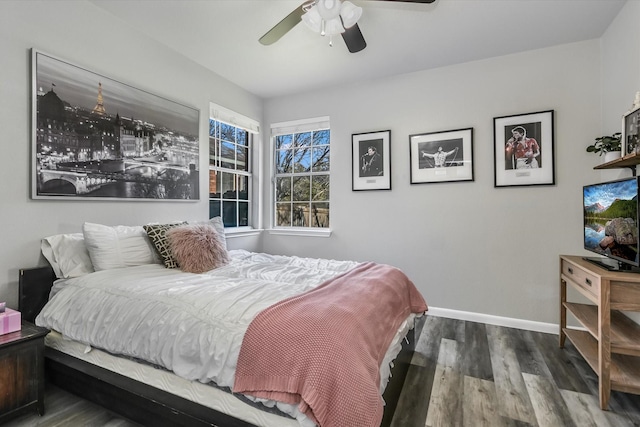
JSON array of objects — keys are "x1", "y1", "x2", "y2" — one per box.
[
  {"x1": 493, "y1": 110, "x2": 555, "y2": 188},
  {"x1": 32, "y1": 49, "x2": 200, "y2": 200},
  {"x1": 409, "y1": 127, "x2": 474, "y2": 184},
  {"x1": 622, "y1": 106, "x2": 640, "y2": 156},
  {"x1": 352, "y1": 130, "x2": 391, "y2": 191}
]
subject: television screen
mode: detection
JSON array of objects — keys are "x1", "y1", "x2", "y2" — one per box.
[{"x1": 583, "y1": 177, "x2": 639, "y2": 269}]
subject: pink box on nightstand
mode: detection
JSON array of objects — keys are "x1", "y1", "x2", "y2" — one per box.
[{"x1": 0, "y1": 308, "x2": 21, "y2": 335}]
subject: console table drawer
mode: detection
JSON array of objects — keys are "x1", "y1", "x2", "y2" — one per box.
[{"x1": 562, "y1": 259, "x2": 599, "y2": 299}]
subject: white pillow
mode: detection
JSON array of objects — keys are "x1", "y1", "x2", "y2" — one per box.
[
  {"x1": 209, "y1": 216, "x2": 227, "y2": 250},
  {"x1": 82, "y1": 222, "x2": 160, "y2": 271},
  {"x1": 41, "y1": 233, "x2": 95, "y2": 278}
]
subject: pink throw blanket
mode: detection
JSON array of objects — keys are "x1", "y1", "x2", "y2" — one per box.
[{"x1": 233, "y1": 262, "x2": 428, "y2": 427}]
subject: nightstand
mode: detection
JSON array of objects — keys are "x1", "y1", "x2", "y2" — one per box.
[{"x1": 0, "y1": 322, "x2": 49, "y2": 423}]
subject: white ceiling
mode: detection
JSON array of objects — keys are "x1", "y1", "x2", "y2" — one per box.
[{"x1": 89, "y1": 0, "x2": 626, "y2": 99}]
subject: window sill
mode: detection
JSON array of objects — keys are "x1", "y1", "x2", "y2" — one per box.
[
  {"x1": 224, "y1": 227, "x2": 263, "y2": 238},
  {"x1": 268, "y1": 228, "x2": 332, "y2": 238}
]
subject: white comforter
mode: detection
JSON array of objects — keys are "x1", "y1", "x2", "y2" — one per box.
[
  {"x1": 36, "y1": 250, "x2": 360, "y2": 423},
  {"x1": 35, "y1": 250, "x2": 416, "y2": 426}
]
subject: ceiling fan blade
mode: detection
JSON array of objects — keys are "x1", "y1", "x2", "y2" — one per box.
[
  {"x1": 367, "y1": 0, "x2": 436, "y2": 3},
  {"x1": 259, "y1": 3, "x2": 306, "y2": 45},
  {"x1": 342, "y1": 23, "x2": 367, "y2": 53}
]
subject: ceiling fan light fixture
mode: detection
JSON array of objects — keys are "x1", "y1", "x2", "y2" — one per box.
[
  {"x1": 323, "y1": 17, "x2": 345, "y2": 36},
  {"x1": 339, "y1": 1, "x2": 362, "y2": 29},
  {"x1": 300, "y1": 0, "x2": 363, "y2": 46},
  {"x1": 316, "y1": 0, "x2": 342, "y2": 21},
  {"x1": 301, "y1": 6, "x2": 322, "y2": 33}
]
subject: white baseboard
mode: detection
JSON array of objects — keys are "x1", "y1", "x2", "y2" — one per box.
[{"x1": 427, "y1": 307, "x2": 559, "y2": 335}]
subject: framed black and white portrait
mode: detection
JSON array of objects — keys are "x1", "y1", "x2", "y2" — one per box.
[
  {"x1": 494, "y1": 110, "x2": 555, "y2": 187},
  {"x1": 622, "y1": 106, "x2": 640, "y2": 156},
  {"x1": 409, "y1": 127, "x2": 473, "y2": 184},
  {"x1": 352, "y1": 130, "x2": 391, "y2": 191}
]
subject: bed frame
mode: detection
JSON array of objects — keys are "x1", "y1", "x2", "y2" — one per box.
[{"x1": 19, "y1": 265, "x2": 424, "y2": 427}]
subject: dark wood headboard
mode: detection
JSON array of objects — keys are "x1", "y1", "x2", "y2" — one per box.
[{"x1": 18, "y1": 266, "x2": 56, "y2": 323}]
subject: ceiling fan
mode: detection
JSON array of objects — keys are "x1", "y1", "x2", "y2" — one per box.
[{"x1": 259, "y1": 0, "x2": 436, "y2": 53}]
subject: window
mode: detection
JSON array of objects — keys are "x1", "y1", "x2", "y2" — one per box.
[
  {"x1": 208, "y1": 103, "x2": 259, "y2": 228},
  {"x1": 272, "y1": 117, "x2": 330, "y2": 229}
]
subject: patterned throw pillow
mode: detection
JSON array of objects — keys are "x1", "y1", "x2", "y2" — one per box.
[
  {"x1": 143, "y1": 223, "x2": 185, "y2": 268},
  {"x1": 167, "y1": 223, "x2": 230, "y2": 274}
]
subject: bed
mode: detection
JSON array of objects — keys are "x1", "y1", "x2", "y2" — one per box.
[{"x1": 18, "y1": 220, "x2": 427, "y2": 427}]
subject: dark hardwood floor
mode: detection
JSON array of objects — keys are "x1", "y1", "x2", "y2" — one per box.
[
  {"x1": 3, "y1": 382, "x2": 141, "y2": 426},
  {"x1": 5, "y1": 315, "x2": 640, "y2": 426},
  {"x1": 392, "y1": 315, "x2": 640, "y2": 427}
]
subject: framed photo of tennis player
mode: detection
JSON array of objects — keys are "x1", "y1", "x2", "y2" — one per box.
[
  {"x1": 352, "y1": 130, "x2": 391, "y2": 191},
  {"x1": 494, "y1": 110, "x2": 555, "y2": 188},
  {"x1": 409, "y1": 127, "x2": 474, "y2": 184}
]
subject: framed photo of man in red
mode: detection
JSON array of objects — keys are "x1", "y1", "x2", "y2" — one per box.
[{"x1": 494, "y1": 110, "x2": 555, "y2": 187}]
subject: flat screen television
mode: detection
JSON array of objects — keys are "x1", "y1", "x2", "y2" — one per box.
[{"x1": 583, "y1": 176, "x2": 640, "y2": 272}]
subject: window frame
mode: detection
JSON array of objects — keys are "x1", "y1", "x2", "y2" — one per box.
[
  {"x1": 208, "y1": 103, "x2": 261, "y2": 234},
  {"x1": 270, "y1": 117, "x2": 331, "y2": 237}
]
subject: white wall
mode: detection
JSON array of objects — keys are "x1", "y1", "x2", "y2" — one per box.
[
  {"x1": 0, "y1": 0, "x2": 263, "y2": 308},
  {"x1": 263, "y1": 40, "x2": 605, "y2": 325},
  {"x1": 601, "y1": 0, "x2": 640, "y2": 134},
  {"x1": 600, "y1": 0, "x2": 640, "y2": 323}
]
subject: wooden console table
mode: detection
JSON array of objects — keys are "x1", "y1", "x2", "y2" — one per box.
[{"x1": 559, "y1": 255, "x2": 640, "y2": 409}]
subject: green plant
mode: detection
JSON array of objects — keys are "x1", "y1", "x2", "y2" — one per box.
[{"x1": 586, "y1": 133, "x2": 622, "y2": 156}]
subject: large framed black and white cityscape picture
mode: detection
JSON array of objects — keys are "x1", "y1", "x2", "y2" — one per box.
[
  {"x1": 32, "y1": 50, "x2": 200, "y2": 200},
  {"x1": 409, "y1": 127, "x2": 473, "y2": 184},
  {"x1": 494, "y1": 110, "x2": 555, "y2": 188},
  {"x1": 352, "y1": 130, "x2": 391, "y2": 191}
]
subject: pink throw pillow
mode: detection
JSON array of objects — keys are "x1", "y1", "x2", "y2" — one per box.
[{"x1": 166, "y1": 223, "x2": 230, "y2": 273}]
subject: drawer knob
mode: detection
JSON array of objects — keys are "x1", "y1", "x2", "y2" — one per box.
[
  {"x1": 585, "y1": 278, "x2": 592, "y2": 286},
  {"x1": 568, "y1": 267, "x2": 574, "y2": 274}
]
